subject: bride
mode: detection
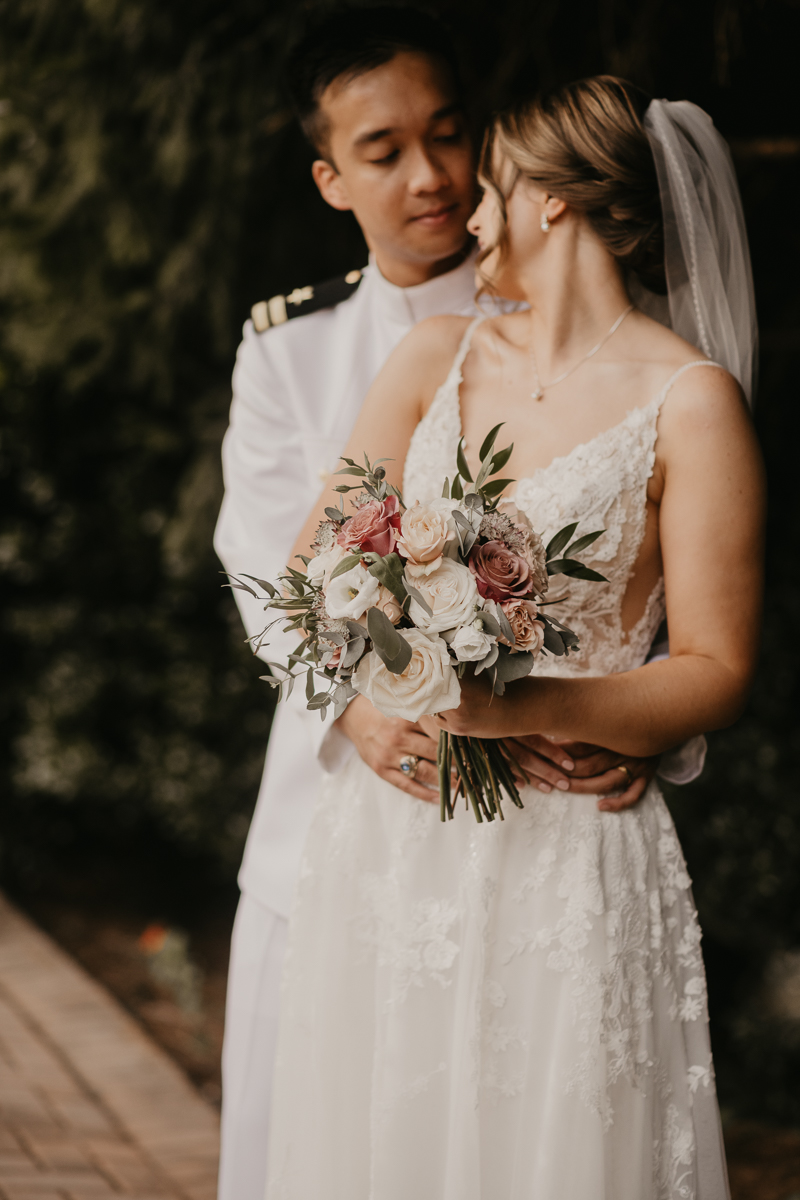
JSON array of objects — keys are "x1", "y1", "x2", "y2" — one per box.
[{"x1": 265, "y1": 77, "x2": 763, "y2": 1199}]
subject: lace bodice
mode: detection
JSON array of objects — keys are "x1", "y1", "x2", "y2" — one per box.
[{"x1": 404, "y1": 315, "x2": 719, "y2": 679}]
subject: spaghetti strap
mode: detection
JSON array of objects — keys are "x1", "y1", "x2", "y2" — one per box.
[
  {"x1": 449, "y1": 314, "x2": 487, "y2": 379},
  {"x1": 655, "y1": 359, "x2": 723, "y2": 407}
]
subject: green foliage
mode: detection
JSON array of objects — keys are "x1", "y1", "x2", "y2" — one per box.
[{"x1": 0, "y1": 0, "x2": 799, "y2": 1121}]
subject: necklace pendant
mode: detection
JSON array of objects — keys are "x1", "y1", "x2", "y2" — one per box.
[{"x1": 531, "y1": 387, "x2": 543, "y2": 401}]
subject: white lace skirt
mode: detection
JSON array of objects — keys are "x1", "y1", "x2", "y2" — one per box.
[{"x1": 266, "y1": 756, "x2": 730, "y2": 1200}]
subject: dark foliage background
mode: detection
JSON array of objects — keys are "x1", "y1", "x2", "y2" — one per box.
[{"x1": 1, "y1": 0, "x2": 799, "y2": 1120}]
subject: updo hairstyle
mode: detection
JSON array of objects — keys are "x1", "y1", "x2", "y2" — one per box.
[{"x1": 479, "y1": 75, "x2": 666, "y2": 295}]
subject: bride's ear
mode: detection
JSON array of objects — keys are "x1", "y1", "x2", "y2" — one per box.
[
  {"x1": 312, "y1": 160, "x2": 353, "y2": 212},
  {"x1": 543, "y1": 195, "x2": 567, "y2": 225}
]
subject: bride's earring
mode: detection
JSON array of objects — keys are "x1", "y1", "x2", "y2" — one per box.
[{"x1": 540, "y1": 212, "x2": 551, "y2": 232}]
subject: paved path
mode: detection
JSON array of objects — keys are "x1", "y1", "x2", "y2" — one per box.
[{"x1": 0, "y1": 894, "x2": 219, "y2": 1200}]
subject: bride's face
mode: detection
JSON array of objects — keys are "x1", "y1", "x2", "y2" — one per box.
[{"x1": 467, "y1": 147, "x2": 552, "y2": 300}]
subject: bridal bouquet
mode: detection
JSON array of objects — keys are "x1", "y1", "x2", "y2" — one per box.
[{"x1": 227, "y1": 426, "x2": 605, "y2": 823}]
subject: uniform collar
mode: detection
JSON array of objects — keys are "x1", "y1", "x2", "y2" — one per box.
[{"x1": 364, "y1": 248, "x2": 478, "y2": 326}]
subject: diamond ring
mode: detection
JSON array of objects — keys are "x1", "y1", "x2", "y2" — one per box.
[{"x1": 399, "y1": 754, "x2": 420, "y2": 780}]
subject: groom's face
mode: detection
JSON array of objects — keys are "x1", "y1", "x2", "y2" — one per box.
[{"x1": 311, "y1": 52, "x2": 475, "y2": 274}]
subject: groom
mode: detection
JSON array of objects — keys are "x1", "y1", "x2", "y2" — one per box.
[{"x1": 214, "y1": 7, "x2": 705, "y2": 1199}]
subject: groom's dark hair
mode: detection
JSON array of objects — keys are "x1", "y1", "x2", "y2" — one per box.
[{"x1": 285, "y1": 5, "x2": 462, "y2": 158}]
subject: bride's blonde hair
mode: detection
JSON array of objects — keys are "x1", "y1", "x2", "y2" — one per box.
[{"x1": 479, "y1": 75, "x2": 666, "y2": 295}]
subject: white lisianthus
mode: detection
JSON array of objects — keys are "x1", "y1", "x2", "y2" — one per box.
[
  {"x1": 324, "y1": 563, "x2": 380, "y2": 620},
  {"x1": 306, "y1": 542, "x2": 346, "y2": 587},
  {"x1": 451, "y1": 621, "x2": 497, "y2": 663},
  {"x1": 407, "y1": 558, "x2": 479, "y2": 635},
  {"x1": 352, "y1": 628, "x2": 461, "y2": 721}
]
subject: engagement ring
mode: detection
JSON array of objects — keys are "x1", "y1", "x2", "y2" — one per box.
[{"x1": 400, "y1": 755, "x2": 420, "y2": 780}]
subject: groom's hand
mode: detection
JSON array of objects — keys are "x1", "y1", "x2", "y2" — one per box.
[
  {"x1": 335, "y1": 695, "x2": 440, "y2": 802},
  {"x1": 505, "y1": 735, "x2": 657, "y2": 812}
]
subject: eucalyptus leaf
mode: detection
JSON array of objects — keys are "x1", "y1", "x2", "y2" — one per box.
[
  {"x1": 442, "y1": 477, "x2": 450, "y2": 499},
  {"x1": 241, "y1": 574, "x2": 277, "y2": 597},
  {"x1": 451, "y1": 475, "x2": 464, "y2": 501},
  {"x1": 324, "y1": 506, "x2": 346, "y2": 524},
  {"x1": 494, "y1": 602, "x2": 516, "y2": 648},
  {"x1": 305, "y1": 666, "x2": 315, "y2": 702},
  {"x1": 473, "y1": 643, "x2": 500, "y2": 674},
  {"x1": 547, "y1": 557, "x2": 608, "y2": 581},
  {"x1": 464, "y1": 491, "x2": 483, "y2": 511},
  {"x1": 341, "y1": 636, "x2": 366, "y2": 670},
  {"x1": 456, "y1": 438, "x2": 473, "y2": 482},
  {"x1": 490, "y1": 444, "x2": 514, "y2": 474},
  {"x1": 403, "y1": 573, "x2": 433, "y2": 617},
  {"x1": 564, "y1": 529, "x2": 604, "y2": 557},
  {"x1": 367, "y1": 552, "x2": 407, "y2": 605},
  {"x1": 494, "y1": 647, "x2": 534, "y2": 681},
  {"x1": 479, "y1": 422, "x2": 505, "y2": 461},
  {"x1": 477, "y1": 610, "x2": 502, "y2": 638},
  {"x1": 328, "y1": 552, "x2": 364, "y2": 581},
  {"x1": 480, "y1": 477, "x2": 515, "y2": 498},
  {"x1": 334, "y1": 465, "x2": 367, "y2": 476},
  {"x1": 345, "y1": 620, "x2": 369, "y2": 640},
  {"x1": 366, "y1": 607, "x2": 413, "y2": 674},
  {"x1": 307, "y1": 692, "x2": 331, "y2": 709},
  {"x1": 542, "y1": 622, "x2": 566, "y2": 655},
  {"x1": 223, "y1": 580, "x2": 258, "y2": 598},
  {"x1": 546, "y1": 522, "x2": 578, "y2": 559}
]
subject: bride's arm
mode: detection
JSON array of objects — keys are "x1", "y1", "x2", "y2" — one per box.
[
  {"x1": 286, "y1": 316, "x2": 468, "y2": 568},
  {"x1": 437, "y1": 366, "x2": 766, "y2": 757}
]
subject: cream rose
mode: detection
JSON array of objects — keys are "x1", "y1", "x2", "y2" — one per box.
[
  {"x1": 451, "y1": 621, "x2": 496, "y2": 663},
  {"x1": 372, "y1": 585, "x2": 403, "y2": 625},
  {"x1": 407, "y1": 558, "x2": 479, "y2": 635},
  {"x1": 324, "y1": 563, "x2": 381, "y2": 620},
  {"x1": 395, "y1": 501, "x2": 452, "y2": 576},
  {"x1": 306, "y1": 542, "x2": 346, "y2": 587},
  {"x1": 352, "y1": 628, "x2": 461, "y2": 721}
]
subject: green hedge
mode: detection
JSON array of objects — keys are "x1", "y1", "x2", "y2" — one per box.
[{"x1": 1, "y1": 0, "x2": 799, "y2": 1118}]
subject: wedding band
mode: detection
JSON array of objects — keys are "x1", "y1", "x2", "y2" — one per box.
[
  {"x1": 400, "y1": 754, "x2": 420, "y2": 780},
  {"x1": 617, "y1": 764, "x2": 632, "y2": 784}
]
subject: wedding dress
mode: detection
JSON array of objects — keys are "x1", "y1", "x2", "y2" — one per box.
[{"x1": 265, "y1": 317, "x2": 731, "y2": 1200}]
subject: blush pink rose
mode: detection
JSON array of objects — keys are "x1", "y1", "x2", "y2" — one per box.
[
  {"x1": 499, "y1": 599, "x2": 546, "y2": 655},
  {"x1": 468, "y1": 540, "x2": 534, "y2": 602},
  {"x1": 337, "y1": 495, "x2": 402, "y2": 558}
]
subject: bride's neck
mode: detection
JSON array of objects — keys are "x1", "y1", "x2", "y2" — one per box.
[{"x1": 517, "y1": 222, "x2": 631, "y2": 374}]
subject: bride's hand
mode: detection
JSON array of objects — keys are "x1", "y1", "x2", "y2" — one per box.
[
  {"x1": 506, "y1": 735, "x2": 658, "y2": 811},
  {"x1": 335, "y1": 695, "x2": 441, "y2": 802}
]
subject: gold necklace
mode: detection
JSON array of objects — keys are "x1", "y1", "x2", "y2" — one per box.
[{"x1": 529, "y1": 305, "x2": 634, "y2": 401}]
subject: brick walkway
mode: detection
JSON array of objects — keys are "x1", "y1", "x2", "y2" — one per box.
[{"x1": 0, "y1": 895, "x2": 219, "y2": 1200}]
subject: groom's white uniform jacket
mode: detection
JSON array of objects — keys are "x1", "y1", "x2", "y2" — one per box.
[{"x1": 214, "y1": 254, "x2": 482, "y2": 919}]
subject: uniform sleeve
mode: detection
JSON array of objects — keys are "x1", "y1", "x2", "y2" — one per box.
[{"x1": 214, "y1": 320, "x2": 354, "y2": 774}]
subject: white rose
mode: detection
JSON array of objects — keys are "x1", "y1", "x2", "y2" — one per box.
[
  {"x1": 408, "y1": 558, "x2": 479, "y2": 635},
  {"x1": 324, "y1": 562, "x2": 380, "y2": 620},
  {"x1": 451, "y1": 621, "x2": 497, "y2": 663},
  {"x1": 396, "y1": 501, "x2": 453, "y2": 576},
  {"x1": 352, "y1": 628, "x2": 461, "y2": 722},
  {"x1": 306, "y1": 542, "x2": 346, "y2": 587}
]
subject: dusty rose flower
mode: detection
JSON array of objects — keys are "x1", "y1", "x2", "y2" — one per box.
[
  {"x1": 395, "y1": 501, "x2": 452, "y2": 574},
  {"x1": 337, "y1": 495, "x2": 402, "y2": 557},
  {"x1": 499, "y1": 599, "x2": 545, "y2": 655},
  {"x1": 496, "y1": 501, "x2": 549, "y2": 595},
  {"x1": 373, "y1": 585, "x2": 403, "y2": 625},
  {"x1": 468, "y1": 540, "x2": 534, "y2": 602}
]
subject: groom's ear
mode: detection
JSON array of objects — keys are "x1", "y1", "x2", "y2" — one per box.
[{"x1": 311, "y1": 159, "x2": 353, "y2": 213}]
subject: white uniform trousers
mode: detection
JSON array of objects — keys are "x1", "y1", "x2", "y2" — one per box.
[{"x1": 218, "y1": 893, "x2": 288, "y2": 1200}]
